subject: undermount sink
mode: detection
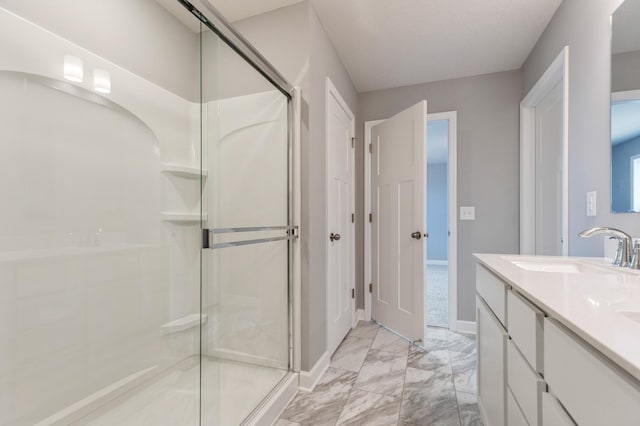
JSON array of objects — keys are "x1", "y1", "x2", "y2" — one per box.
[
  {"x1": 512, "y1": 261, "x2": 583, "y2": 273},
  {"x1": 501, "y1": 256, "x2": 614, "y2": 275}
]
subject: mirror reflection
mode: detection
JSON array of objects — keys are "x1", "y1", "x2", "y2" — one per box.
[{"x1": 611, "y1": 0, "x2": 640, "y2": 212}]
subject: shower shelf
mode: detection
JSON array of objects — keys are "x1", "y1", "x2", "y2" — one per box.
[
  {"x1": 160, "y1": 163, "x2": 207, "y2": 179},
  {"x1": 161, "y1": 313, "x2": 207, "y2": 334},
  {"x1": 161, "y1": 212, "x2": 207, "y2": 223}
]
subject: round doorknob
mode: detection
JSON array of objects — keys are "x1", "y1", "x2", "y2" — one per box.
[
  {"x1": 411, "y1": 231, "x2": 422, "y2": 240},
  {"x1": 330, "y1": 232, "x2": 341, "y2": 242}
]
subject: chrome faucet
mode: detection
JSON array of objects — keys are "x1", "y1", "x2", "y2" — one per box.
[{"x1": 579, "y1": 227, "x2": 633, "y2": 267}]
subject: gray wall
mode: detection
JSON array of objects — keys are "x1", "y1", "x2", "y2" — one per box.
[
  {"x1": 358, "y1": 70, "x2": 522, "y2": 322},
  {"x1": 235, "y1": 1, "x2": 359, "y2": 370},
  {"x1": 0, "y1": 0, "x2": 199, "y2": 100},
  {"x1": 427, "y1": 163, "x2": 448, "y2": 261},
  {"x1": 612, "y1": 50, "x2": 640, "y2": 92},
  {"x1": 307, "y1": 5, "x2": 359, "y2": 369},
  {"x1": 233, "y1": 2, "x2": 310, "y2": 99},
  {"x1": 612, "y1": 136, "x2": 640, "y2": 212},
  {"x1": 521, "y1": 0, "x2": 640, "y2": 256}
]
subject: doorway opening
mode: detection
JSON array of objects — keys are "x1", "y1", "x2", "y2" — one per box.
[
  {"x1": 364, "y1": 110, "x2": 457, "y2": 336},
  {"x1": 426, "y1": 118, "x2": 450, "y2": 329}
]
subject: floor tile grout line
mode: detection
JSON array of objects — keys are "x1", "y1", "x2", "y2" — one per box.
[
  {"x1": 396, "y1": 347, "x2": 411, "y2": 426},
  {"x1": 447, "y1": 344, "x2": 468, "y2": 426},
  {"x1": 341, "y1": 323, "x2": 409, "y2": 425},
  {"x1": 333, "y1": 323, "x2": 381, "y2": 425},
  {"x1": 442, "y1": 343, "x2": 464, "y2": 426}
]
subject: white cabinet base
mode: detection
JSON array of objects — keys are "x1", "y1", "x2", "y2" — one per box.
[{"x1": 477, "y1": 296, "x2": 508, "y2": 426}]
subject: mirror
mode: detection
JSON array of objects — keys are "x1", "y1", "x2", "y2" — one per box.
[{"x1": 611, "y1": 0, "x2": 640, "y2": 212}]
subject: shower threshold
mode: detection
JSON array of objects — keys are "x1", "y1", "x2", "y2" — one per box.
[{"x1": 42, "y1": 356, "x2": 289, "y2": 426}]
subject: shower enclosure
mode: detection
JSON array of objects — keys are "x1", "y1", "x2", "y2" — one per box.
[{"x1": 0, "y1": 0, "x2": 298, "y2": 424}]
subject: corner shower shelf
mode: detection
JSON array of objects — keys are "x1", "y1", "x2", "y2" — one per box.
[
  {"x1": 161, "y1": 313, "x2": 207, "y2": 335},
  {"x1": 161, "y1": 212, "x2": 207, "y2": 223},
  {"x1": 160, "y1": 162, "x2": 208, "y2": 179}
]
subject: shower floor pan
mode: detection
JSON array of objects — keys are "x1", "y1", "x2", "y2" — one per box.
[{"x1": 61, "y1": 357, "x2": 287, "y2": 426}]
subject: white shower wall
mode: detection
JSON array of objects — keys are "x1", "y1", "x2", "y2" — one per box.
[{"x1": 0, "y1": 7, "x2": 202, "y2": 424}]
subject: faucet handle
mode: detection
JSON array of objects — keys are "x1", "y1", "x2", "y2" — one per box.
[
  {"x1": 611, "y1": 237, "x2": 624, "y2": 266},
  {"x1": 629, "y1": 240, "x2": 640, "y2": 270}
]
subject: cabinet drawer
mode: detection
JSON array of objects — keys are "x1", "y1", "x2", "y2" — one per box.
[
  {"x1": 508, "y1": 340, "x2": 545, "y2": 426},
  {"x1": 477, "y1": 296, "x2": 508, "y2": 426},
  {"x1": 507, "y1": 386, "x2": 528, "y2": 426},
  {"x1": 507, "y1": 290, "x2": 544, "y2": 373},
  {"x1": 541, "y1": 392, "x2": 574, "y2": 426},
  {"x1": 544, "y1": 319, "x2": 640, "y2": 426},
  {"x1": 476, "y1": 264, "x2": 507, "y2": 326}
]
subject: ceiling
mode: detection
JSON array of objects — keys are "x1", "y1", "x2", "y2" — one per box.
[
  {"x1": 310, "y1": 0, "x2": 563, "y2": 92},
  {"x1": 613, "y1": 0, "x2": 640, "y2": 55},
  {"x1": 208, "y1": 0, "x2": 303, "y2": 22},
  {"x1": 155, "y1": 0, "x2": 304, "y2": 32},
  {"x1": 157, "y1": 0, "x2": 562, "y2": 93}
]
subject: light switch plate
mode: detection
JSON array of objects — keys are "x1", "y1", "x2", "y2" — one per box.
[
  {"x1": 586, "y1": 191, "x2": 597, "y2": 216},
  {"x1": 460, "y1": 206, "x2": 475, "y2": 220}
]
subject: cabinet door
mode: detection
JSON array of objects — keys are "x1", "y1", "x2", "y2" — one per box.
[
  {"x1": 542, "y1": 392, "x2": 575, "y2": 426},
  {"x1": 544, "y1": 318, "x2": 640, "y2": 426},
  {"x1": 477, "y1": 296, "x2": 508, "y2": 426}
]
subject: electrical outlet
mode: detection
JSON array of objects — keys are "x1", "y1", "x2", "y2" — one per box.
[
  {"x1": 460, "y1": 206, "x2": 475, "y2": 221},
  {"x1": 586, "y1": 191, "x2": 597, "y2": 216}
]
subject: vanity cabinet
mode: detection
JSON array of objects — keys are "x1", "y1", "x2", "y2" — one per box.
[
  {"x1": 544, "y1": 318, "x2": 640, "y2": 426},
  {"x1": 477, "y1": 296, "x2": 508, "y2": 426},
  {"x1": 475, "y1": 263, "x2": 640, "y2": 426}
]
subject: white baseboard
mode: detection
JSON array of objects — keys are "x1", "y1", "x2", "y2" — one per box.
[
  {"x1": 356, "y1": 309, "x2": 365, "y2": 322},
  {"x1": 246, "y1": 373, "x2": 298, "y2": 426},
  {"x1": 426, "y1": 259, "x2": 449, "y2": 266},
  {"x1": 298, "y1": 351, "x2": 330, "y2": 392},
  {"x1": 456, "y1": 320, "x2": 477, "y2": 335}
]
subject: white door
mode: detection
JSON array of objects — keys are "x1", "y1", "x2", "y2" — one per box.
[
  {"x1": 327, "y1": 80, "x2": 355, "y2": 354},
  {"x1": 371, "y1": 100, "x2": 427, "y2": 342},
  {"x1": 535, "y1": 81, "x2": 563, "y2": 256}
]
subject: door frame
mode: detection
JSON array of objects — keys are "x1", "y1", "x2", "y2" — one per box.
[
  {"x1": 520, "y1": 46, "x2": 569, "y2": 256},
  {"x1": 364, "y1": 110, "x2": 458, "y2": 331},
  {"x1": 325, "y1": 77, "x2": 356, "y2": 354}
]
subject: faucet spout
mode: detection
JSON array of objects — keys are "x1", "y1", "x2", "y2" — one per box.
[{"x1": 579, "y1": 227, "x2": 632, "y2": 267}]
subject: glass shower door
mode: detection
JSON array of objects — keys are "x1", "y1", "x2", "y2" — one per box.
[{"x1": 199, "y1": 23, "x2": 292, "y2": 426}]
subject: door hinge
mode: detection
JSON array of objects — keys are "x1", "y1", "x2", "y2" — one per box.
[
  {"x1": 369, "y1": 283, "x2": 372, "y2": 293},
  {"x1": 202, "y1": 229, "x2": 211, "y2": 249},
  {"x1": 351, "y1": 288, "x2": 355, "y2": 299},
  {"x1": 369, "y1": 143, "x2": 372, "y2": 153},
  {"x1": 351, "y1": 213, "x2": 355, "y2": 223},
  {"x1": 369, "y1": 213, "x2": 372, "y2": 223},
  {"x1": 351, "y1": 137, "x2": 355, "y2": 148}
]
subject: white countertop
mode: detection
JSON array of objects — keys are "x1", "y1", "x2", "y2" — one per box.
[{"x1": 474, "y1": 253, "x2": 640, "y2": 382}]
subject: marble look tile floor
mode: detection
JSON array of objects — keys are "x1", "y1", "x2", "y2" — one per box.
[{"x1": 278, "y1": 322, "x2": 482, "y2": 426}]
